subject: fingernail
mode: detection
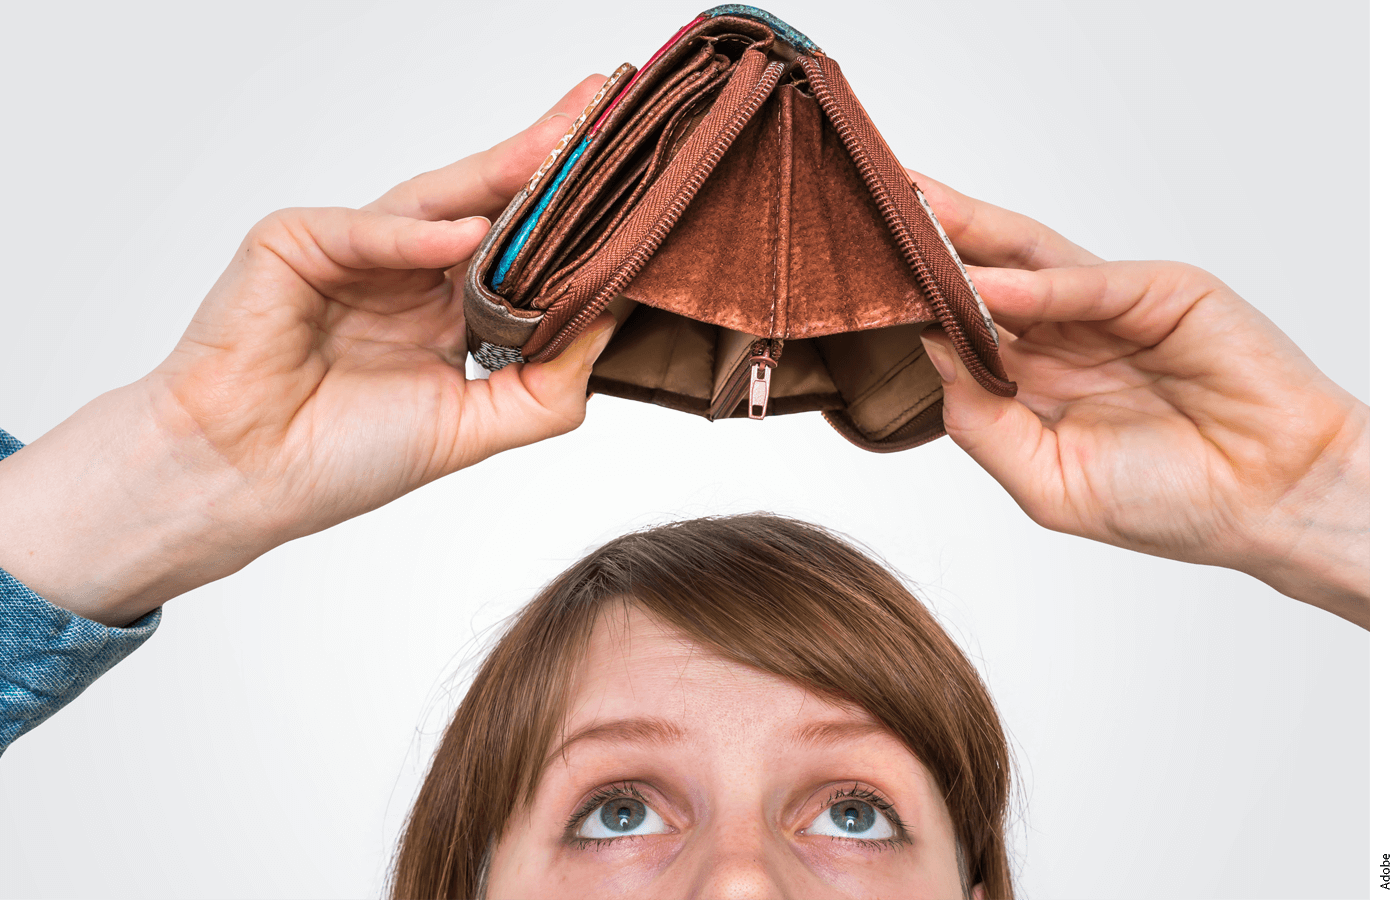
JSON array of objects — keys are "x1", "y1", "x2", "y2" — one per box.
[
  {"x1": 454, "y1": 215, "x2": 490, "y2": 225},
  {"x1": 547, "y1": 113, "x2": 570, "y2": 121},
  {"x1": 920, "y1": 331, "x2": 957, "y2": 384},
  {"x1": 582, "y1": 319, "x2": 616, "y2": 367},
  {"x1": 551, "y1": 315, "x2": 615, "y2": 370}
]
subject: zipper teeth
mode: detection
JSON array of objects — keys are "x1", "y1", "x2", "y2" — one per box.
[
  {"x1": 711, "y1": 360, "x2": 754, "y2": 417},
  {"x1": 711, "y1": 351, "x2": 776, "y2": 418},
  {"x1": 805, "y1": 61, "x2": 984, "y2": 376},
  {"x1": 539, "y1": 59, "x2": 788, "y2": 360}
]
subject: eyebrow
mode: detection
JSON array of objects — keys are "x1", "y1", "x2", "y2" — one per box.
[
  {"x1": 789, "y1": 719, "x2": 891, "y2": 747},
  {"x1": 548, "y1": 716, "x2": 890, "y2": 767},
  {"x1": 548, "y1": 716, "x2": 687, "y2": 766}
]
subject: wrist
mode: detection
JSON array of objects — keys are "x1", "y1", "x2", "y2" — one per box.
[
  {"x1": 1233, "y1": 400, "x2": 1370, "y2": 627},
  {"x1": 0, "y1": 379, "x2": 267, "y2": 626}
]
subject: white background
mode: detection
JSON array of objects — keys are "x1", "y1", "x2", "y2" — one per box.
[{"x1": 0, "y1": 2, "x2": 1370, "y2": 897}]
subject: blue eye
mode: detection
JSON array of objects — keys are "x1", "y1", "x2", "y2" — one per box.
[
  {"x1": 576, "y1": 793, "x2": 668, "y2": 839},
  {"x1": 831, "y1": 800, "x2": 877, "y2": 833},
  {"x1": 805, "y1": 794, "x2": 899, "y2": 841}
]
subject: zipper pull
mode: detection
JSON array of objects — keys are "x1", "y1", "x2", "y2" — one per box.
[{"x1": 748, "y1": 360, "x2": 772, "y2": 419}]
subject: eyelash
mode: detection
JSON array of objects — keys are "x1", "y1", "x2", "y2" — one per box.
[
  {"x1": 564, "y1": 782, "x2": 655, "y2": 850},
  {"x1": 563, "y1": 782, "x2": 911, "y2": 851},
  {"x1": 817, "y1": 784, "x2": 911, "y2": 850}
]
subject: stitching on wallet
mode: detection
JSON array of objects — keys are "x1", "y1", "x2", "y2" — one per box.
[
  {"x1": 776, "y1": 96, "x2": 787, "y2": 340},
  {"x1": 767, "y1": 104, "x2": 780, "y2": 340},
  {"x1": 870, "y1": 383, "x2": 940, "y2": 440}
]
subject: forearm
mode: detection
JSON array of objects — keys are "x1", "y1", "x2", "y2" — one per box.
[
  {"x1": 1236, "y1": 402, "x2": 1370, "y2": 628},
  {"x1": 0, "y1": 379, "x2": 262, "y2": 627}
]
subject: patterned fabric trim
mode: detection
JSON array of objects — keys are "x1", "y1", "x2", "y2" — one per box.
[
  {"x1": 472, "y1": 342, "x2": 527, "y2": 371},
  {"x1": 0, "y1": 428, "x2": 162, "y2": 756},
  {"x1": 702, "y1": 5, "x2": 819, "y2": 53},
  {"x1": 526, "y1": 67, "x2": 626, "y2": 195},
  {"x1": 914, "y1": 186, "x2": 999, "y2": 347}
]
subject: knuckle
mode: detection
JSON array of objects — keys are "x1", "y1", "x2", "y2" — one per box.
[
  {"x1": 1163, "y1": 260, "x2": 1225, "y2": 293},
  {"x1": 253, "y1": 207, "x2": 299, "y2": 232},
  {"x1": 248, "y1": 207, "x2": 309, "y2": 247}
]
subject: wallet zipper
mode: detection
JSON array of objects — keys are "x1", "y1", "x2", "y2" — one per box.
[
  {"x1": 803, "y1": 57, "x2": 1014, "y2": 400},
  {"x1": 536, "y1": 58, "x2": 788, "y2": 361},
  {"x1": 711, "y1": 339, "x2": 779, "y2": 420}
]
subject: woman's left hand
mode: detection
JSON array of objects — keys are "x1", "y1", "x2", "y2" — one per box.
[{"x1": 911, "y1": 171, "x2": 1369, "y2": 627}]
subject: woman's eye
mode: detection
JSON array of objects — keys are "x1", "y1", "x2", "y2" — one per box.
[
  {"x1": 805, "y1": 797, "x2": 897, "y2": 840},
  {"x1": 576, "y1": 796, "x2": 669, "y2": 839}
]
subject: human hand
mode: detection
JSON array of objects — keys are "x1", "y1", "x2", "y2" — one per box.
[
  {"x1": 0, "y1": 76, "x2": 614, "y2": 626},
  {"x1": 912, "y1": 172, "x2": 1369, "y2": 627}
]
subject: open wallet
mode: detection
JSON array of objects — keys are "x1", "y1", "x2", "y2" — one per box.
[{"x1": 464, "y1": 5, "x2": 1016, "y2": 451}]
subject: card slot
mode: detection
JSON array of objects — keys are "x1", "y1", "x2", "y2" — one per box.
[
  {"x1": 476, "y1": 65, "x2": 634, "y2": 298},
  {"x1": 495, "y1": 44, "x2": 725, "y2": 297},
  {"x1": 512, "y1": 60, "x2": 732, "y2": 304},
  {"x1": 522, "y1": 47, "x2": 783, "y2": 360},
  {"x1": 537, "y1": 155, "x2": 650, "y2": 287},
  {"x1": 517, "y1": 92, "x2": 694, "y2": 301},
  {"x1": 525, "y1": 79, "x2": 729, "y2": 307}
]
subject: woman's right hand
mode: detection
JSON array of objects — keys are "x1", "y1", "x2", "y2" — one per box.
[
  {"x1": 0, "y1": 76, "x2": 614, "y2": 628},
  {"x1": 913, "y1": 171, "x2": 1369, "y2": 627}
]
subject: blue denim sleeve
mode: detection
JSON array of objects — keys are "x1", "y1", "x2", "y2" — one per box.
[{"x1": 0, "y1": 428, "x2": 161, "y2": 755}]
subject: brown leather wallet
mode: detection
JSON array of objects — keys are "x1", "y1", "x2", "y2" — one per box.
[{"x1": 464, "y1": 5, "x2": 1015, "y2": 451}]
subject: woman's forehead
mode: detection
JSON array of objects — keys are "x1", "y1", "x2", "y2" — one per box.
[
  {"x1": 536, "y1": 602, "x2": 956, "y2": 849},
  {"x1": 564, "y1": 603, "x2": 884, "y2": 742}
]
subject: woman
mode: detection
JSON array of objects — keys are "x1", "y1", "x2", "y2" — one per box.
[
  {"x1": 0, "y1": 66, "x2": 1368, "y2": 898},
  {"x1": 392, "y1": 514, "x2": 1014, "y2": 898}
]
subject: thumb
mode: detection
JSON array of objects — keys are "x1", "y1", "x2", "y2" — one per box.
[
  {"x1": 921, "y1": 326, "x2": 1062, "y2": 515},
  {"x1": 460, "y1": 313, "x2": 617, "y2": 463},
  {"x1": 518, "y1": 311, "x2": 617, "y2": 419}
]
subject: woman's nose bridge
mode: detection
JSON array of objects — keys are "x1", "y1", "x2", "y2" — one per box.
[{"x1": 683, "y1": 809, "x2": 793, "y2": 900}]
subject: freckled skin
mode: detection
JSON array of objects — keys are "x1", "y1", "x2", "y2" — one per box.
[{"x1": 485, "y1": 605, "x2": 983, "y2": 900}]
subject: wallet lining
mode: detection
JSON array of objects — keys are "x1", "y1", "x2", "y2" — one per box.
[{"x1": 589, "y1": 303, "x2": 942, "y2": 433}]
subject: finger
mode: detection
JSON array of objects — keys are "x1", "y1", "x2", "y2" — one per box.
[
  {"x1": 454, "y1": 313, "x2": 617, "y2": 464},
  {"x1": 366, "y1": 74, "x2": 609, "y2": 221},
  {"x1": 259, "y1": 208, "x2": 492, "y2": 283},
  {"x1": 967, "y1": 260, "x2": 1216, "y2": 344},
  {"x1": 920, "y1": 326, "x2": 1066, "y2": 524},
  {"x1": 907, "y1": 170, "x2": 1102, "y2": 270}
]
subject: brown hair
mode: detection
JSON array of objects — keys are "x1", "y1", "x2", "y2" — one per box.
[{"x1": 390, "y1": 514, "x2": 1015, "y2": 898}]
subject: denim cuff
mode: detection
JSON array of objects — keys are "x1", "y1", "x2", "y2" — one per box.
[{"x1": 0, "y1": 427, "x2": 162, "y2": 754}]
